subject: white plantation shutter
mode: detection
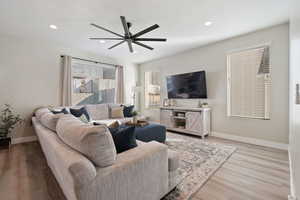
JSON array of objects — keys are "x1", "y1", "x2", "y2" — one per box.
[{"x1": 227, "y1": 46, "x2": 271, "y2": 119}]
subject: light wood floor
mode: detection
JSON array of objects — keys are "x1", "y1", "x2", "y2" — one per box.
[{"x1": 0, "y1": 135, "x2": 290, "y2": 200}]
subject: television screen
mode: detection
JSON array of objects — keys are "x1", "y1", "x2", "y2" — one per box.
[{"x1": 166, "y1": 71, "x2": 207, "y2": 99}]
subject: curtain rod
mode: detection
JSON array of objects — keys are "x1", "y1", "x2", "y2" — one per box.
[{"x1": 60, "y1": 55, "x2": 117, "y2": 67}]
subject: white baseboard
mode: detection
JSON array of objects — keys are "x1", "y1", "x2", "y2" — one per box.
[
  {"x1": 289, "y1": 148, "x2": 297, "y2": 200},
  {"x1": 288, "y1": 195, "x2": 297, "y2": 200},
  {"x1": 211, "y1": 131, "x2": 288, "y2": 150},
  {"x1": 12, "y1": 136, "x2": 38, "y2": 145}
]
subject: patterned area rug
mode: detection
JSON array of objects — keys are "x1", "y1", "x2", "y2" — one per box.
[{"x1": 163, "y1": 132, "x2": 236, "y2": 200}]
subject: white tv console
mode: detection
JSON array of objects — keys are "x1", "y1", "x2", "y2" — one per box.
[{"x1": 160, "y1": 106, "x2": 211, "y2": 138}]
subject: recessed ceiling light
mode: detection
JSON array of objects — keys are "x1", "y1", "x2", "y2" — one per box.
[
  {"x1": 49, "y1": 25, "x2": 57, "y2": 30},
  {"x1": 204, "y1": 21, "x2": 212, "y2": 26},
  {"x1": 133, "y1": 51, "x2": 138, "y2": 54},
  {"x1": 99, "y1": 40, "x2": 106, "y2": 44}
]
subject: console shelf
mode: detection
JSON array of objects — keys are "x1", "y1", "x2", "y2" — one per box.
[{"x1": 160, "y1": 106, "x2": 211, "y2": 138}]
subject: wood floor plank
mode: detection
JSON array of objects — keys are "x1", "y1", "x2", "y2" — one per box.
[
  {"x1": 192, "y1": 136, "x2": 290, "y2": 200},
  {"x1": 0, "y1": 135, "x2": 290, "y2": 200}
]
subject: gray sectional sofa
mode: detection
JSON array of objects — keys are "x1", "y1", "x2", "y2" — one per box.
[{"x1": 32, "y1": 103, "x2": 179, "y2": 200}]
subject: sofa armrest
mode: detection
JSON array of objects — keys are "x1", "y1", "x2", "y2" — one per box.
[{"x1": 76, "y1": 141, "x2": 169, "y2": 200}]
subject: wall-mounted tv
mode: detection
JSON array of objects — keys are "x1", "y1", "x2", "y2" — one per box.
[{"x1": 166, "y1": 71, "x2": 207, "y2": 99}]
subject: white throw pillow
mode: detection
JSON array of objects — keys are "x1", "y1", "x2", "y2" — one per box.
[
  {"x1": 35, "y1": 107, "x2": 51, "y2": 121},
  {"x1": 40, "y1": 112, "x2": 63, "y2": 132},
  {"x1": 56, "y1": 114, "x2": 117, "y2": 167}
]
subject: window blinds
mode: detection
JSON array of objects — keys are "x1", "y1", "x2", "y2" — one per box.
[{"x1": 227, "y1": 46, "x2": 271, "y2": 119}]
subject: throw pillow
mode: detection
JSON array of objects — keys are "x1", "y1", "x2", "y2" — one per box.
[
  {"x1": 40, "y1": 112, "x2": 63, "y2": 132},
  {"x1": 108, "y1": 126, "x2": 137, "y2": 153},
  {"x1": 110, "y1": 106, "x2": 124, "y2": 119},
  {"x1": 35, "y1": 107, "x2": 51, "y2": 121},
  {"x1": 123, "y1": 105, "x2": 134, "y2": 117},
  {"x1": 70, "y1": 107, "x2": 90, "y2": 122},
  {"x1": 51, "y1": 108, "x2": 69, "y2": 114},
  {"x1": 108, "y1": 120, "x2": 120, "y2": 129},
  {"x1": 78, "y1": 114, "x2": 89, "y2": 123},
  {"x1": 56, "y1": 114, "x2": 117, "y2": 167}
]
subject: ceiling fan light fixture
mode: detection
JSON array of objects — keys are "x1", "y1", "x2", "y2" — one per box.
[{"x1": 90, "y1": 16, "x2": 167, "y2": 53}]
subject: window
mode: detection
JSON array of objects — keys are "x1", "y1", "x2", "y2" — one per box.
[
  {"x1": 71, "y1": 60, "x2": 116, "y2": 105},
  {"x1": 227, "y1": 46, "x2": 271, "y2": 119},
  {"x1": 145, "y1": 71, "x2": 161, "y2": 108}
]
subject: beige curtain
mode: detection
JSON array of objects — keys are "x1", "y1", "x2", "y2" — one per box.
[
  {"x1": 115, "y1": 65, "x2": 124, "y2": 104},
  {"x1": 61, "y1": 55, "x2": 72, "y2": 106}
]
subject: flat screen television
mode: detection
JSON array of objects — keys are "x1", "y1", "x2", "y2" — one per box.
[{"x1": 166, "y1": 71, "x2": 207, "y2": 99}]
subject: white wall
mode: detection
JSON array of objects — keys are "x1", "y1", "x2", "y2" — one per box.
[
  {"x1": 139, "y1": 23, "x2": 289, "y2": 144},
  {"x1": 0, "y1": 34, "x2": 137, "y2": 138},
  {"x1": 289, "y1": 0, "x2": 300, "y2": 198}
]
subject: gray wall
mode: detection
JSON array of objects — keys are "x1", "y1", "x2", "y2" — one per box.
[
  {"x1": 139, "y1": 23, "x2": 289, "y2": 144},
  {"x1": 289, "y1": 0, "x2": 300, "y2": 197},
  {"x1": 0, "y1": 34, "x2": 137, "y2": 138}
]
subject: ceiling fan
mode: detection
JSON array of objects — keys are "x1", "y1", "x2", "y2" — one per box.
[{"x1": 89, "y1": 16, "x2": 167, "y2": 53}]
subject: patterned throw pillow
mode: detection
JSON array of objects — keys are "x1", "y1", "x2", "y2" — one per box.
[
  {"x1": 110, "y1": 106, "x2": 124, "y2": 119},
  {"x1": 78, "y1": 114, "x2": 89, "y2": 123}
]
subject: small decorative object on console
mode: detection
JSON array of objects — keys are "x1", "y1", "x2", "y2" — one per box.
[
  {"x1": 131, "y1": 110, "x2": 138, "y2": 124},
  {"x1": 163, "y1": 99, "x2": 169, "y2": 107},
  {"x1": 201, "y1": 102, "x2": 209, "y2": 108}
]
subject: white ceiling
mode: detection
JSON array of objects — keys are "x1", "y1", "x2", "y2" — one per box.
[{"x1": 0, "y1": 0, "x2": 289, "y2": 64}]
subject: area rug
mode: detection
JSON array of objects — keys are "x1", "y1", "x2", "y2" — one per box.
[{"x1": 163, "y1": 132, "x2": 236, "y2": 200}]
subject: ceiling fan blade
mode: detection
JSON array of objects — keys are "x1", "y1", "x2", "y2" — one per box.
[
  {"x1": 108, "y1": 41, "x2": 126, "y2": 50},
  {"x1": 134, "y1": 38, "x2": 167, "y2": 42},
  {"x1": 127, "y1": 40, "x2": 133, "y2": 52},
  {"x1": 89, "y1": 38, "x2": 124, "y2": 40},
  {"x1": 91, "y1": 23, "x2": 124, "y2": 38},
  {"x1": 133, "y1": 41, "x2": 154, "y2": 50},
  {"x1": 120, "y1": 16, "x2": 130, "y2": 37},
  {"x1": 132, "y1": 24, "x2": 159, "y2": 38}
]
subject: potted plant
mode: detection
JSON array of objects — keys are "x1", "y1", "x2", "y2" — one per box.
[
  {"x1": 131, "y1": 110, "x2": 138, "y2": 124},
  {"x1": 0, "y1": 104, "x2": 23, "y2": 149}
]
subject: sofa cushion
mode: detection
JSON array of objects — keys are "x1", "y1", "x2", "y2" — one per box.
[
  {"x1": 92, "y1": 118, "x2": 132, "y2": 126},
  {"x1": 40, "y1": 112, "x2": 63, "y2": 132},
  {"x1": 70, "y1": 107, "x2": 90, "y2": 122},
  {"x1": 35, "y1": 107, "x2": 51, "y2": 121},
  {"x1": 108, "y1": 126, "x2": 137, "y2": 153},
  {"x1": 85, "y1": 104, "x2": 109, "y2": 120},
  {"x1": 56, "y1": 114, "x2": 117, "y2": 167}
]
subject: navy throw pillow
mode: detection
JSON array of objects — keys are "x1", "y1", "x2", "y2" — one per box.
[
  {"x1": 70, "y1": 107, "x2": 90, "y2": 122},
  {"x1": 108, "y1": 126, "x2": 137, "y2": 153},
  {"x1": 123, "y1": 105, "x2": 134, "y2": 117},
  {"x1": 51, "y1": 108, "x2": 69, "y2": 114}
]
